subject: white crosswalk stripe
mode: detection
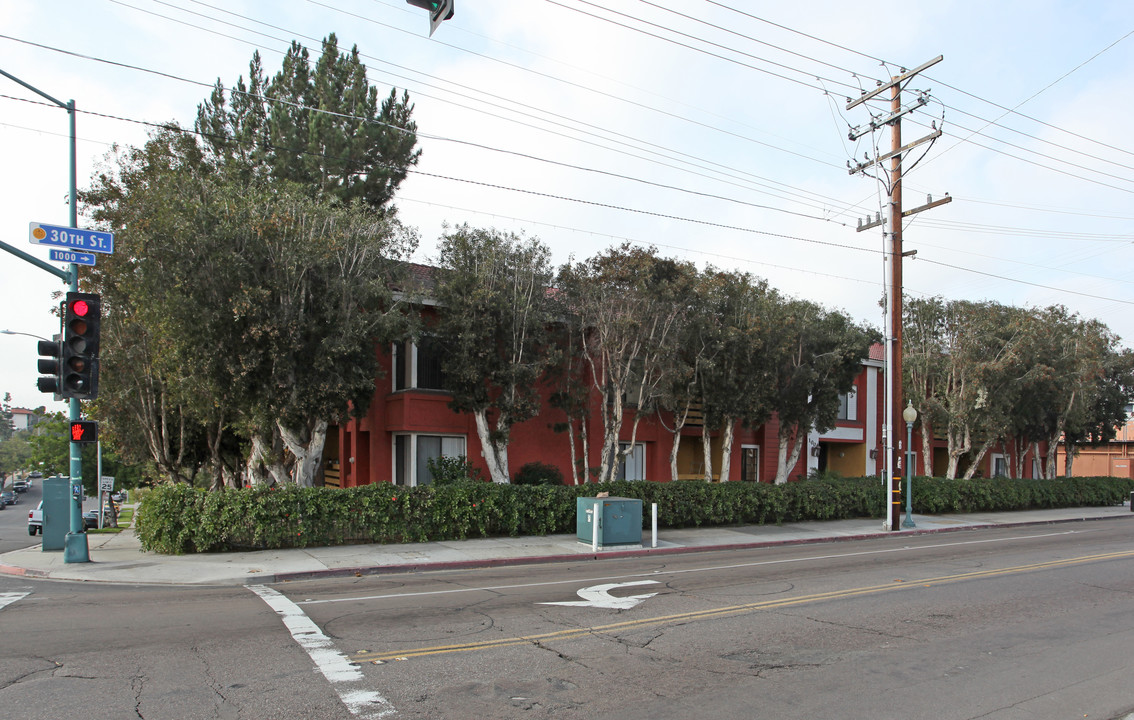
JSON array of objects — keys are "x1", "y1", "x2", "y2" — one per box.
[{"x1": 0, "y1": 592, "x2": 30, "y2": 610}]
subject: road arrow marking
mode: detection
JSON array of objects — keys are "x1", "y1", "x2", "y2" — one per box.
[{"x1": 539, "y1": 580, "x2": 660, "y2": 610}]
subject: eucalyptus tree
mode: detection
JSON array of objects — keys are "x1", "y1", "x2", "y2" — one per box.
[
  {"x1": 694, "y1": 270, "x2": 783, "y2": 483},
  {"x1": 82, "y1": 128, "x2": 416, "y2": 488},
  {"x1": 957, "y1": 303, "x2": 1028, "y2": 479},
  {"x1": 769, "y1": 299, "x2": 873, "y2": 484},
  {"x1": 651, "y1": 268, "x2": 712, "y2": 482},
  {"x1": 1016, "y1": 306, "x2": 1129, "y2": 477},
  {"x1": 431, "y1": 225, "x2": 558, "y2": 484},
  {"x1": 82, "y1": 129, "x2": 221, "y2": 485},
  {"x1": 1061, "y1": 346, "x2": 1134, "y2": 476},
  {"x1": 903, "y1": 296, "x2": 950, "y2": 476},
  {"x1": 557, "y1": 244, "x2": 697, "y2": 483}
]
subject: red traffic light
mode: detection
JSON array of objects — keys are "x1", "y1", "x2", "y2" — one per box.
[{"x1": 71, "y1": 299, "x2": 91, "y2": 317}]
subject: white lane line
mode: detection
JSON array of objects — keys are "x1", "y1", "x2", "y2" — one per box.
[
  {"x1": 0, "y1": 592, "x2": 30, "y2": 610},
  {"x1": 299, "y1": 529, "x2": 1084, "y2": 606},
  {"x1": 249, "y1": 585, "x2": 394, "y2": 719}
]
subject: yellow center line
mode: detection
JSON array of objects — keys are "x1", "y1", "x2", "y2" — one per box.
[{"x1": 351, "y1": 549, "x2": 1134, "y2": 662}]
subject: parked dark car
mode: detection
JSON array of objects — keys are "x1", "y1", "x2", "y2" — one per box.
[
  {"x1": 0, "y1": 490, "x2": 16, "y2": 506},
  {"x1": 13, "y1": 479, "x2": 30, "y2": 492},
  {"x1": 82, "y1": 510, "x2": 100, "y2": 530}
]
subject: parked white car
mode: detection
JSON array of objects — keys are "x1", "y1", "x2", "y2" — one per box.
[{"x1": 28, "y1": 502, "x2": 43, "y2": 536}]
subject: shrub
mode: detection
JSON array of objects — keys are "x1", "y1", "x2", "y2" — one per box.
[
  {"x1": 427, "y1": 455, "x2": 483, "y2": 486},
  {"x1": 134, "y1": 475, "x2": 1134, "y2": 554},
  {"x1": 513, "y1": 461, "x2": 564, "y2": 486}
]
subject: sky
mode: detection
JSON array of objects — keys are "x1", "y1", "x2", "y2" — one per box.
[{"x1": 2, "y1": 0, "x2": 1133, "y2": 416}]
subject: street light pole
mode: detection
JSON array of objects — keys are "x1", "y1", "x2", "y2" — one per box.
[
  {"x1": 902, "y1": 402, "x2": 917, "y2": 528},
  {"x1": 1, "y1": 330, "x2": 49, "y2": 341}
]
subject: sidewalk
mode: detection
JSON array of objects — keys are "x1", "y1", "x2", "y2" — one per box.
[{"x1": 2, "y1": 503, "x2": 1130, "y2": 586}]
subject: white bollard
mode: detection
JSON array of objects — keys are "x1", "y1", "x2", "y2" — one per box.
[
  {"x1": 651, "y1": 502, "x2": 658, "y2": 548},
  {"x1": 592, "y1": 500, "x2": 600, "y2": 551}
]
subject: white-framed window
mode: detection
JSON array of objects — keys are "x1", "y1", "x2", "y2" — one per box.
[
  {"x1": 741, "y1": 445, "x2": 760, "y2": 482},
  {"x1": 617, "y1": 442, "x2": 646, "y2": 481},
  {"x1": 991, "y1": 453, "x2": 1008, "y2": 478},
  {"x1": 837, "y1": 385, "x2": 858, "y2": 421},
  {"x1": 393, "y1": 434, "x2": 466, "y2": 486},
  {"x1": 392, "y1": 337, "x2": 446, "y2": 391}
]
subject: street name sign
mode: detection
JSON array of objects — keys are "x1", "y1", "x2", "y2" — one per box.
[
  {"x1": 29, "y1": 222, "x2": 114, "y2": 254},
  {"x1": 48, "y1": 249, "x2": 96, "y2": 266}
]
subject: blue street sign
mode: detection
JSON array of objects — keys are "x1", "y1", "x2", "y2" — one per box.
[
  {"x1": 29, "y1": 222, "x2": 114, "y2": 254},
  {"x1": 49, "y1": 249, "x2": 96, "y2": 266}
]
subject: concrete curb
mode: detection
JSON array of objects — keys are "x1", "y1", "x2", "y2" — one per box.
[
  {"x1": 268, "y1": 513, "x2": 1132, "y2": 584},
  {"x1": 3, "y1": 511, "x2": 1129, "y2": 587}
]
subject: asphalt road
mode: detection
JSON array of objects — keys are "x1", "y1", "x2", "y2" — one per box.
[
  {"x1": 0, "y1": 476, "x2": 40, "y2": 554},
  {"x1": 1, "y1": 521, "x2": 1133, "y2": 719}
]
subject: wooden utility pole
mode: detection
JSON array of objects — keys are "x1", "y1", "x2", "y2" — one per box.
[{"x1": 846, "y1": 56, "x2": 950, "y2": 531}]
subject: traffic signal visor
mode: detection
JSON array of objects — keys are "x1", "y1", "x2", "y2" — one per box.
[{"x1": 36, "y1": 338, "x2": 62, "y2": 395}]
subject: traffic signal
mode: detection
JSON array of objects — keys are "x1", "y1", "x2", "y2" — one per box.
[
  {"x1": 61, "y1": 292, "x2": 101, "y2": 400},
  {"x1": 36, "y1": 337, "x2": 62, "y2": 395},
  {"x1": 406, "y1": 0, "x2": 453, "y2": 35},
  {"x1": 69, "y1": 420, "x2": 98, "y2": 444}
]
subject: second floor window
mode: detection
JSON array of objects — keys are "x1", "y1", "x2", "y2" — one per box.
[
  {"x1": 837, "y1": 385, "x2": 858, "y2": 421},
  {"x1": 393, "y1": 336, "x2": 446, "y2": 391}
]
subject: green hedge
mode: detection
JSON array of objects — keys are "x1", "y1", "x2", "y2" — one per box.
[{"x1": 135, "y1": 476, "x2": 1134, "y2": 555}]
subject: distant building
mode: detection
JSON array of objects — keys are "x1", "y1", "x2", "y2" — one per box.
[
  {"x1": 1056, "y1": 411, "x2": 1134, "y2": 479},
  {"x1": 10, "y1": 408, "x2": 38, "y2": 432}
]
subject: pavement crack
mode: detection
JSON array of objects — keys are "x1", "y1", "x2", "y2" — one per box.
[
  {"x1": 132, "y1": 673, "x2": 147, "y2": 719},
  {"x1": 799, "y1": 613, "x2": 913, "y2": 640},
  {"x1": 529, "y1": 639, "x2": 591, "y2": 669},
  {"x1": 0, "y1": 659, "x2": 60, "y2": 690}
]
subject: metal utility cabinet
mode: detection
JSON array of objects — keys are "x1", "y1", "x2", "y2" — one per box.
[
  {"x1": 41, "y1": 475, "x2": 71, "y2": 551},
  {"x1": 577, "y1": 497, "x2": 643, "y2": 548}
]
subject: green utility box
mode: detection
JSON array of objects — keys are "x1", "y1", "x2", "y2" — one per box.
[
  {"x1": 41, "y1": 476, "x2": 71, "y2": 552},
  {"x1": 577, "y1": 497, "x2": 642, "y2": 548}
]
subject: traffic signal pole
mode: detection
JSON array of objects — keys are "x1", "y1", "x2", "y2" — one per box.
[
  {"x1": 0, "y1": 67, "x2": 88, "y2": 562},
  {"x1": 63, "y1": 94, "x2": 89, "y2": 563}
]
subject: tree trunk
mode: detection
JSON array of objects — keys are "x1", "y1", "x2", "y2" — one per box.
[
  {"x1": 1062, "y1": 439, "x2": 1075, "y2": 478},
  {"x1": 247, "y1": 431, "x2": 289, "y2": 487},
  {"x1": 774, "y1": 425, "x2": 804, "y2": 485},
  {"x1": 718, "y1": 417, "x2": 736, "y2": 482},
  {"x1": 473, "y1": 410, "x2": 510, "y2": 484},
  {"x1": 945, "y1": 425, "x2": 970, "y2": 480},
  {"x1": 919, "y1": 422, "x2": 933, "y2": 477},
  {"x1": 701, "y1": 427, "x2": 713, "y2": 481},
  {"x1": 565, "y1": 414, "x2": 580, "y2": 485},
  {"x1": 669, "y1": 428, "x2": 681, "y2": 482},
  {"x1": 207, "y1": 415, "x2": 226, "y2": 492},
  {"x1": 277, "y1": 418, "x2": 328, "y2": 488},
  {"x1": 962, "y1": 434, "x2": 999, "y2": 479}
]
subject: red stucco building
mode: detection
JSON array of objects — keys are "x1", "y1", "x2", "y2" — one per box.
[{"x1": 326, "y1": 330, "x2": 890, "y2": 488}]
